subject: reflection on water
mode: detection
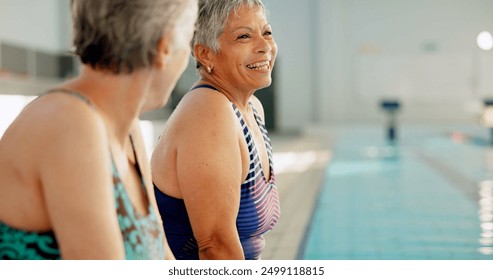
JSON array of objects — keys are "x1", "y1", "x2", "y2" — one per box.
[
  {"x1": 479, "y1": 148, "x2": 493, "y2": 255},
  {"x1": 478, "y1": 181, "x2": 493, "y2": 255},
  {"x1": 363, "y1": 144, "x2": 399, "y2": 160}
]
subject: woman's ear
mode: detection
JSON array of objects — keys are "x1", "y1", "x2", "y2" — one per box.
[
  {"x1": 155, "y1": 35, "x2": 172, "y2": 69},
  {"x1": 194, "y1": 44, "x2": 214, "y2": 70}
]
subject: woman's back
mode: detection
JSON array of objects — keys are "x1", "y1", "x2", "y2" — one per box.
[
  {"x1": 0, "y1": 91, "x2": 165, "y2": 259},
  {"x1": 0, "y1": 92, "x2": 96, "y2": 234}
]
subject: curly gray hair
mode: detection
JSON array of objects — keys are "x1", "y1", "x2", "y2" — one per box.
[
  {"x1": 192, "y1": 0, "x2": 266, "y2": 68},
  {"x1": 71, "y1": 0, "x2": 191, "y2": 74}
]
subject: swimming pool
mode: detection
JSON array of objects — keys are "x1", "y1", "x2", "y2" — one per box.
[{"x1": 301, "y1": 124, "x2": 493, "y2": 260}]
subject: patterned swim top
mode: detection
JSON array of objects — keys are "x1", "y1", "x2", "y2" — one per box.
[
  {"x1": 154, "y1": 84, "x2": 280, "y2": 260},
  {"x1": 0, "y1": 89, "x2": 165, "y2": 260}
]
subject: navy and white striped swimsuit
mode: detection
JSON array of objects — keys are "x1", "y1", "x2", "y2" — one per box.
[{"x1": 154, "y1": 85, "x2": 280, "y2": 260}]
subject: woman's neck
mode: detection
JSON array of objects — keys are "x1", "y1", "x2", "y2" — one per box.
[{"x1": 199, "y1": 76, "x2": 254, "y2": 112}]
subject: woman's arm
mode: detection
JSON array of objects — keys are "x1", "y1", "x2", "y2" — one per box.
[
  {"x1": 174, "y1": 92, "x2": 245, "y2": 260},
  {"x1": 38, "y1": 97, "x2": 125, "y2": 259}
]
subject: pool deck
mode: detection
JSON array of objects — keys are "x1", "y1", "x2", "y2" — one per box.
[{"x1": 262, "y1": 126, "x2": 333, "y2": 260}]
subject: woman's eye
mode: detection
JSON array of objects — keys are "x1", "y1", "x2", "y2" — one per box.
[
  {"x1": 264, "y1": 31, "x2": 272, "y2": 36},
  {"x1": 237, "y1": 34, "x2": 250, "y2": 39}
]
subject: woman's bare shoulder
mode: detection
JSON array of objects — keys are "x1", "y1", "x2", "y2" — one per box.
[
  {"x1": 181, "y1": 87, "x2": 232, "y2": 111},
  {"x1": 27, "y1": 93, "x2": 104, "y2": 132},
  {"x1": 15, "y1": 93, "x2": 108, "y2": 162},
  {"x1": 169, "y1": 88, "x2": 236, "y2": 130}
]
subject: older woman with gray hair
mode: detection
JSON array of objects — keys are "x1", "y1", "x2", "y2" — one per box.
[
  {"x1": 0, "y1": 0, "x2": 197, "y2": 259},
  {"x1": 152, "y1": 0, "x2": 280, "y2": 260}
]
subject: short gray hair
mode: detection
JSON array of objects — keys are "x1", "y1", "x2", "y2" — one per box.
[
  {"x1": 71, "y1": 0, "x2": 190, "y2": 74},
  {"x1": 192, "y1": 0, "x2": 266, "y2": 60}
]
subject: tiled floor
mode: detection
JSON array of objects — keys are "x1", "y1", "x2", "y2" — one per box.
[{"x1": 297, "y1": 124, "x2": 493, "y2": 260}]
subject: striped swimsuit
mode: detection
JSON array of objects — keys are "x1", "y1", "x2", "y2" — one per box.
[{"x1": 154, "y1": 85, "x2": 280, "y2": 260}]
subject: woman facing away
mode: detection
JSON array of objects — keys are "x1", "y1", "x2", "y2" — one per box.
[
  {"x1": 152, "y1": 0, "x2": 280, "y2": 260},
  {"x1": 0, "y1": 0, "x2": 197, "y2": 259}
]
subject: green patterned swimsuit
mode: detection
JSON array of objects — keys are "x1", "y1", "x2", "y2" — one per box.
[{"x1": 0, "y1": 90, "x2": 165, "y2": 260}]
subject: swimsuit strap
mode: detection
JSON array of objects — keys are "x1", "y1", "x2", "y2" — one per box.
[
  {"x1": 42, "y1": 88, "x2": 94, "y2": 108},
  {"x1": 128, "y1": 134, "x2": 150, "y2": 201},
  {"x1": 43, "y1": 88, "x2": 150, "y2": 204},
  {"x1": 190, "y1": 84, "x2": 220, "y2": 92}
]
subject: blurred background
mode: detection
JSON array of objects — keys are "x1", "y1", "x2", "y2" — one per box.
[{"x1": 2, "y1": 0, "x2": 493, "y2": 260}]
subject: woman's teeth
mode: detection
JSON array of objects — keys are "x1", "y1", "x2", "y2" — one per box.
[{"x1": 247, "y1": 61, "x2": 270, "y2": 70}]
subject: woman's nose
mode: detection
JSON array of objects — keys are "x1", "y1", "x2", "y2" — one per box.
[{"x1": 255, "y1": 36, "x2": 273, "y2": 54}]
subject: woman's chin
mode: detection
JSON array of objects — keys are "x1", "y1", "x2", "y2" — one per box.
[{"x1": 142, "y1": 95, "x2": 171, "y2": 113}]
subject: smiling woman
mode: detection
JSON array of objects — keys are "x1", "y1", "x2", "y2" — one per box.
[{"x1": 152, "y1": 0, "x2": 280, "y2": 260}]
